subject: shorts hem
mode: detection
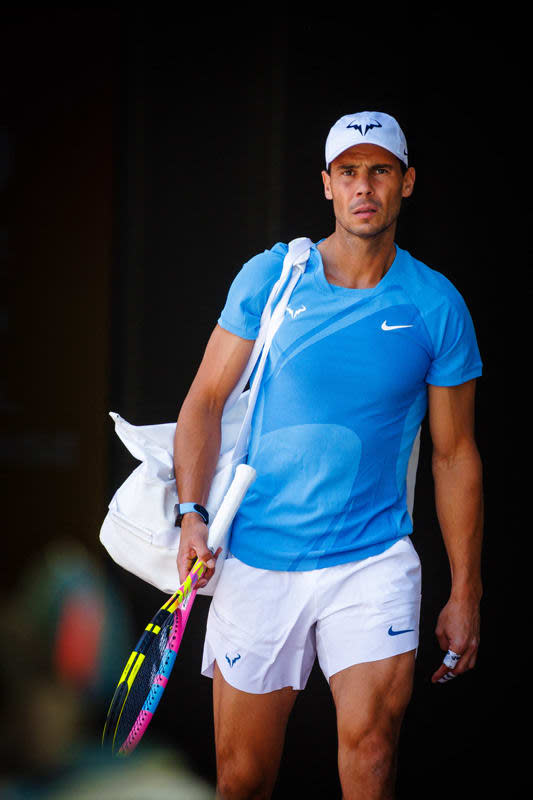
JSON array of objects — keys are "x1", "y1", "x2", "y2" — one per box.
[
  {"x1": 323, "y1": 637, "x2": 419, "y2": 682},
  {"x1": 201, "y1": 654, "x2": 304, "y2": 694}
]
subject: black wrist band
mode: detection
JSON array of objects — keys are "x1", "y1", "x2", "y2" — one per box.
[{"x1": 175, "y1": 502, "x2": 209, "y2": 527}]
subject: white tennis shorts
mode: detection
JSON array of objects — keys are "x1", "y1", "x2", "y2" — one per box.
[{"x1": 201, "y1": 536, "x2": 421, "y2": 694}]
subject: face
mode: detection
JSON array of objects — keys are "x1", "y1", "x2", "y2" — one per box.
[{"x1": 321, "y1": 143, "x2": 415, "y2": 240}]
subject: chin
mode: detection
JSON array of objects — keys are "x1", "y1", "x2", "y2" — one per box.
[
  {"x1": 346, "y1": 216, "x2": 396, "y2": 239},
  {"x1": 346, "y1": 223, "x2": 384, "y2": 239}
]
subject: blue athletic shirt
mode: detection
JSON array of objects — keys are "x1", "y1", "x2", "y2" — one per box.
[{"x1": 218, "y1": 241, "x2": 482, "y2": 571}]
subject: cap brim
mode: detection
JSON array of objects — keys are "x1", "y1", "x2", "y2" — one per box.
[{"x1": 326, "y1": 141, "x2": 407, "y2": 169}]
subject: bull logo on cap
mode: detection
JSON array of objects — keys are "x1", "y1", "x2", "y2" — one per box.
[{"x1": 347, "y1": 119, "x2": 383, "y2": 136}]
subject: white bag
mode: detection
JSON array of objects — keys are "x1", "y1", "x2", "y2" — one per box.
[{"x1": 99, "y1": 238, "x2": 312, "y2": 595}]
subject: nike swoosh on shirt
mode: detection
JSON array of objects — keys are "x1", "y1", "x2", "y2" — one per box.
[
  {"x1": 388, "y1": 626, "x2": 415, "y2": 636},
  {"x1": 381, "y1": 321, "x2": 414, "y2": 331}
]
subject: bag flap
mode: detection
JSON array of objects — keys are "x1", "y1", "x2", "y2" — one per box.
[{"x1": 110, "y1": 412, "x2": 175, "y2": 468}]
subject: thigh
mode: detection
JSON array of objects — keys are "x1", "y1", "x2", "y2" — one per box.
[
  {"x1": 330, "y1": 653, "x2": 415, "y2": 800},
  {"x1": 330, "y1": 650, "x2": 416, "y2": 739},
  {"x1": 213, "y1": 662, "x2": 298, "y2": 796}
]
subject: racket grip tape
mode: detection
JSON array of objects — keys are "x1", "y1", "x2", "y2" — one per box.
[{"x1": 207, "y1": 464, "x2": 256, "y2": 553}]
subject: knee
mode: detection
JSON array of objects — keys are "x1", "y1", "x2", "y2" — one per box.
[
  {"x1": 340, "y1": 726, "x2": 397, "y2": 777},
  {"x1": 216, "y1": 747, "x2": 272, "y2": 800},
  {"x1": 338, "y1": 701, "x2": 407, "y2": 780}
]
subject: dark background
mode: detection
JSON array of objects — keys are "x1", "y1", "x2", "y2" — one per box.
[{"x1": 1, "y1": 8, "x2": 520, "y2": 797}]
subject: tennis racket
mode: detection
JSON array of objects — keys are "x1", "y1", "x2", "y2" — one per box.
[{"x1": 102, "y1": 463, "x2": 256, "y2": 755}]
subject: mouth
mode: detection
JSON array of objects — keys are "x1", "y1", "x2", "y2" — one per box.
[{"x1": 352, "y1": 204, "x2": 378, "y2": 219}]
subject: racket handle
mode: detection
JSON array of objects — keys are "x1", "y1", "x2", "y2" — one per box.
[{"x1": 207, "y1": 464, "x2": 256, "y2": 553}]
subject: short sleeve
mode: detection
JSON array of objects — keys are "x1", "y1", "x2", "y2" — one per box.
[
  {"x1": 218, "y1": 243, "x2": 287, "y2": 340},
  {"x1": 425, "y1": 295, "x2": 483, "y2": 386}
]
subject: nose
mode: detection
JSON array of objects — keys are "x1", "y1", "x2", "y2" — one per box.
[{"x1": 354, "y1": 170, "x2": 373, "y2": 196}]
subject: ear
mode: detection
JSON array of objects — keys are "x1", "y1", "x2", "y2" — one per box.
[
  {"x1": 402, "y1": 166, "x2": 416, "y2": 198},
  {"x1": 321, "y1": 169, "x2": 333, "y2": 200}
]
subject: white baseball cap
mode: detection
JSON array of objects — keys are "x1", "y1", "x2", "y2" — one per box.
[{"x1": 325, "y1": 111, "x2": 408, "y2": 169}]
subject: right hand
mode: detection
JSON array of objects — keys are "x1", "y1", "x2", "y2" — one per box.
[{"x1": 177, "y1": 514, "x2": 220, "y2": 589}]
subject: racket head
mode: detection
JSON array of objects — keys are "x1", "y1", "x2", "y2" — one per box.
[
  {"x1": 102, "y1": 465, "x2": 257, "y2": 755},
  {"x1": 102, "y1": 562, "x2": 204, "y2": 755},
  {"x1": 118, "y1": 592, "x2": 197, "y2": 754}
]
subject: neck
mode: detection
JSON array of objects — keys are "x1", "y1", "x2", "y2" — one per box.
[{"x1": 317, "y1": 226, "x2": 397, "y2": 289}]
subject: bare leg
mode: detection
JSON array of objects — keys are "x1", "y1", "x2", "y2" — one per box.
[
  {"x1": 213, "y1": 662, "x2": 299, "y2": 800},
  {"x1": 330, "y1": 650, "x2": 416, "y2": 800}
]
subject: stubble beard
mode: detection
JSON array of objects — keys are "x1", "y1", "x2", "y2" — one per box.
[
  {"x1": 337, "y1": 211, "x2": 399, "y2": 242},
  {"x1": 333, "y1": 194, "x2": 403, "y2": 243}
]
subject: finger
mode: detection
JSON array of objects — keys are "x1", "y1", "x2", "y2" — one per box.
[
  {"x1": 176, "y1": 555, "x2": 187, "y2": 584},
  {"x1": 442, "y1": 649, "x2": 461, "y2": 669},
  {"x1": 198, "y1": 564, "x2": 214, "y2": 589},
  {"x1": 198, "y1": 570, "x2": 214, "y2": 589},
  {"x1": 437, "y1": 671, "x2": 458, "y2": 684},
  {"x1": 191, "y1": 539, "x2": 215, "y2": 570},
  {"x1": 432, "y1": 662, "x2": 460, "y2": 684},
  {"x1": 202, "y1": 548, "x2": 221, "y2": 573},
  {"x1": 181, "y1": 537, "x2": 214, "y2": 572},
  {"x1": 198, "y1": 554, "x2": 216, "y2": 571},
  {"x1": 466, "y1": 650, "x2": 478, "y2": 670},
  {"x1": 177, "y1": 550, "x2": 199, "y2": 583},
  {"x1": 446, "y1": 639, "x2": 472, "y2": 669},
  {"x1": 198, "y1": 548, "x2": 223, "y2": 588},
  {"x1": 453, "y1": 645, "x2": 478, "y2": 674},
  {"x1": 177, "y1": 549, "x2": 194, "y2": 583},
  {"x1": 432, "y1": 647, "x2": 463, "y2": 683},
  {"x1": 189, "y1": 558, "x2": 214, "y2": 589},
  {"x1": 431, "y1": 663, "x2": 453, "y2": 683}
]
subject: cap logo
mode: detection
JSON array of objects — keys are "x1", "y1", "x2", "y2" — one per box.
[
  {"x1": 347, "y1": 119, "x2": 382, "y2": 136},
  {"x1": 347, "y1": 119, "x2": 383, "y2": 136}
]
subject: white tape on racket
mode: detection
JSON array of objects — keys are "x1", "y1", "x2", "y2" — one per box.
[
  {"x1": 443, "y1": 649, "x2": 462, "y2": 669},
  {"x1": 207, "y1": 464, "x2": 257, "y2": 553}
]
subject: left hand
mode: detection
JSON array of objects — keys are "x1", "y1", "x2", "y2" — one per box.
[{"x1": 431, "y1": 592, "x2": 480, "y2": 683}]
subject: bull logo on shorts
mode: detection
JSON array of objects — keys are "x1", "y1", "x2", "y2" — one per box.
[{"x1": 225, "y1": 651, "x2": 241, "y2": 668}]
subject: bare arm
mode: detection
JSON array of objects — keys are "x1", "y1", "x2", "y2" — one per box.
[
  {"x1": 427, "y1": 379, "x2": 484, "y2": 682},
  {"x1": 174, "y1": 324, "x2": 254, "y2": 586}
]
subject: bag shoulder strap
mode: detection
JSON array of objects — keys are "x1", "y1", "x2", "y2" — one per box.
[
  {"x1": 224, "y1": 238, "x2": 313, "y2": 411},
  {"x1": 230, "y1": 238, "x2": 312, "y2": 460}
]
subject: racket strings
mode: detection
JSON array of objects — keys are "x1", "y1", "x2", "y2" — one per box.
[
  {"x1": 114, "y1": 614, "x2": 173, "y2": 751},
  {"x1": 120, "y1": 642, "x2": 178, "y2": 752}
]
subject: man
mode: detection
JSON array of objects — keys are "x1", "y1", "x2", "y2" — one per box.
[{"x1": 174, "y1": 111, "x2": 483, "y2": 799}]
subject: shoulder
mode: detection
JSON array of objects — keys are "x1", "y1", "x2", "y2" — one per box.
[
  {"x1": 234, "y1": 242, "x2": 288, "y2": 291},
  {"x1": 394, "y1": 246, "x2": 471, "y2": 316},
  {"x1": 395, "y1": 247, "x2": 482, "y2": 383},
  {"x1": 218, "y1": 242, "x2": 289, "y2": 339}
]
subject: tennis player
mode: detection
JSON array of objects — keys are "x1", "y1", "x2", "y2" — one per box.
[{"x1": 174, "y1": 111, "x2": 483, "y2": 799}]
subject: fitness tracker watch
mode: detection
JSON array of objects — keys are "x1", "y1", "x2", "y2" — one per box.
[{"x1": 175, "y1": 502, "x2": 209, "y2": 527}]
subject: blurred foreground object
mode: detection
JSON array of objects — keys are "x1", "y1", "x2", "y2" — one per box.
[{"x1": 0, "y1": 540, "x2": 213, "y2": 797}]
